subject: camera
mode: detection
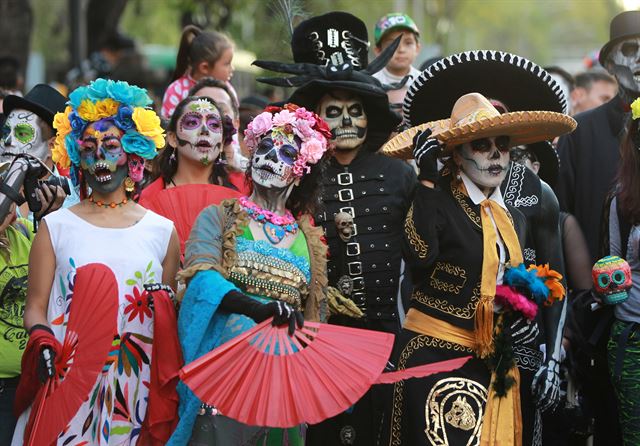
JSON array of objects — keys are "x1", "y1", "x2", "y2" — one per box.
[{"x1": 23, "y1": 162, "x2": 71, "y2": 214}]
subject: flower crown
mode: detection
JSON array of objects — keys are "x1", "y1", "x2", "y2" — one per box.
[
  {"x1": 243, "y1": 103, "x2": 332, "y2": 177},
  {"x1": 52, "y1": 78, "x2": 165, "y2": 170},
  {"x1": 632, "y1": 98, "x2": 640, "y2": 120}
]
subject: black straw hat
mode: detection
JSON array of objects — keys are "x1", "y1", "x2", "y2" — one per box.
[
  {"x1": 2, "y1": 84, "x2": 67, "y2": 127},
  {"x1": 599, "y1": 10, "x2": 640, "y2": 65}
]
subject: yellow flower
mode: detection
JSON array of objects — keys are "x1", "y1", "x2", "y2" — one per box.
[
  {"x1": 53, "y1": 107, "x2": 72, "y2": 138},
  {"x1": 95, "y1": 98, "x2": 119, "y2": 119},
  {"x1": 77, "y1": 100, "x2": 98, "y2": 121},
  {"x1": 632, "y1": 98, "x2": 640, "y2": 120},
  {"x1": 51, "y1": 138, "x2": 70, "y2": 169},
  {"x1": 132, "y1": 107, "x2": 165, "y2": 148}
]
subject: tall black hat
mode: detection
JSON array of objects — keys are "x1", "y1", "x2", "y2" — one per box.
[
  {"x1": 255, "y1": 11, "x2": 402, "y2": 151},
  {"x1": 526, "y1": 141, "x2": 560, "y2": 187},
  {"x1": 3, "y1": 84, "x2": 67, "y2": 127},
  {"x1": 403, "y1": 50, "x2": 568, "y2": 127},
  {"x1": 599, "y1": 10, "x2": 640, "y2": 65}
]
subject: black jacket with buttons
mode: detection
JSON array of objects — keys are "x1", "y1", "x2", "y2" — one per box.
[{"x1": 315, "y1": 150, "x2": 417, "y2": 333}]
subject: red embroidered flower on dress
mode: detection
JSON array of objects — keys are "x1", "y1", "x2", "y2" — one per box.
[{"x1": 124, "y1": 287, "x2": 152, "y2": 323}]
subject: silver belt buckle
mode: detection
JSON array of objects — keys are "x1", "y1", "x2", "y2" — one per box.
[
  {"x1": 337, "y1": 172, "x2": 353, "y2": 185},
  {"x1": 338, "y1": 189, "x2": 354, "y2": 202}
]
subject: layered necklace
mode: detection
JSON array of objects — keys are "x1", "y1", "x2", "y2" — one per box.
[{"x1": 239, "y1": 196, "x2": 298, "y2": 244}]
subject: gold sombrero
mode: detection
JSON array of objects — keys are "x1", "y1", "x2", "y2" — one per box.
[{"x1": 382, "y1": 92, "x2": 576, "y2": 159}]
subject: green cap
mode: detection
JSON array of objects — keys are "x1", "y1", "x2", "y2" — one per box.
[{"x1": 374, "y1": 13, "x2": 420, "y2": 46}]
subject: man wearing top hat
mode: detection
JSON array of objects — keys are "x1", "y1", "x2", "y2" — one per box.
[
  {"x1": 255, "y1": 11, "x2": 417, "y2": 445},
  {"x1": 1, "y1": 84, "x2": 78, "y2": 222},
  {"x1": 555, "y1": 11, "x2": 640, "y2": 445}
]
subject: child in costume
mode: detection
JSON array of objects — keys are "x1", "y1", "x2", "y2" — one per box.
[
  {"x1": 161, "y1": 26, "x2": 236, "y2": 119},
  {"x1": 168, "y1": 103, "x2": 331, "y2": 445},
  {"x1": 14, "y1": 78, "x2": 181, "y2": 445}
]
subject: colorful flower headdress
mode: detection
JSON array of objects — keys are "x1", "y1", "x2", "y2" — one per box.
[
  {"x1": 52, "y1": 78, "x2": 165, "y2": 170},
  {"x1": 243, "y1": 103, "x2": 332, "y2": 177},
  {"x1": 632, "y1": 98, "x2": 640, "y2": 120}
]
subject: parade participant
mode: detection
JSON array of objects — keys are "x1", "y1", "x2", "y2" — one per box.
[
  {"x1": 168, "y1": 103, "x2": 331, "y2": 445},
  {"x1": 162, "y1": 26, "x2": 235, "y2": 119},
  {"x1": 556, "y1": 11, "x2": 640, "y2": 443},
  {"x1": 141, "y1": 95, "x2": 244, "y2": 198},
  {"x1": 13, "y1": 78, "x2": 181, "y2": 445},
  {"x1": 602, "y1": 99, "x2": 640, "y2": 445},
  {"x1": 2, "y1": 84, "x2": 79, "y2": 220},
  {"x1": 255, "y1": 11, "x2": 417, "y2": 445},
  {"x1": 395, "y1": 52, "x2": 572, "y2": 444},
  {"x1": 189, "y1": 77, "x2": 249, "y2": 180},
  {"x1": 381, "y1": 92, "x2": 575, "y2": 446}
]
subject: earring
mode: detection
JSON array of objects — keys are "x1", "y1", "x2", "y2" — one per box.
[
  {"x1": 124, "y1": 177, "x2": 135, "y2": 193},
  {"x1": 170, "y1": 147, "x2": 177, "y2": 163}
]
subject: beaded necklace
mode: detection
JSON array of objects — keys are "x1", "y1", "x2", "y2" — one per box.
[
  {"x1": 88, "y1": 195, "x2": 129, "y2": 209},
  {"x1": 239, "y1": 196, "x2": 298, "y2": 244}
]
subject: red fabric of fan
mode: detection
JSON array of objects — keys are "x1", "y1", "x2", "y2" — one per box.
[
  {"x1": 25, "y1": 263, "x2": 119, "y2": 446},
  {"x1": 180, "y1": 320, "x2": 471, "y2": 428},
  {"x1": 139, "y1": 184, "x2": 241, "y2": 254}
]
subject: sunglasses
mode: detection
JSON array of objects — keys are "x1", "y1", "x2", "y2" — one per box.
[{"x1": 469, "y1": 135, "x2": 511, "y2": 153}]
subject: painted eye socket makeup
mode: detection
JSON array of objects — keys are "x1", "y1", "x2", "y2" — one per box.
[
  {"x1": 470, "y1": 135, "x2": 511, "y2": 153},
  {"x1": 14, "y1": 123, "x2": 35, "y2": 144},
  {"x1": 1, "y1": 125, "x2": 10, "y2": 143},
  {"x1": 180, "y1": 113, "x2": 202, "y2": 131},
  {"x1": 278, "y1": 144, "x2": 298, "y2": 165},
  {"x1": 206, "y1": 116, "x2": 222, "y2": 132}
]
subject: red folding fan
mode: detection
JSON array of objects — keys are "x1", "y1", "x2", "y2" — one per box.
[
  {"x1": 180, "y1": 320, "x2": 470, "y2": 428},
  {"x1": 140, "y1": 184, "x2": 242, "y2": 254},
  {"x1": 26, "y1": 263, "x2": 119, "y2": 446}
]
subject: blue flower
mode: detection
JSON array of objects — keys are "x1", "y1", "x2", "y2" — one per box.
[
  {"x1": 121, "y1": 130, "x2": 156, "y2": 159},
  {"x1": 68, "y1": 111, "x2": 86, "y2": 136},
  {"x1": 114, "y1": 106, "x2": 134, "y2": 131},
  {"x1": 86, "y1": 78, "x2": 110, "y2": 101},
  {"x1": 106, "y1": 80, "x2": 151, "y2": 108},
  {"x1": 68, "y1": 85, "x2": 89, "y2": 109},
  {"x1": 65, "y1": 133, "x2": 81, "y2": 166}
]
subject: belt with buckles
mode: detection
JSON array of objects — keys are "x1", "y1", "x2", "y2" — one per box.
[
  {"x1": 338, "y1": 189, "x2": 354, "y2": 202},
  {"x1": 337, "y1": 172, "x2": 353, "y2": 185},
  {"x1": 347, "y1": 261, "x2": 362, "y2": 276},
  {"x1": 352, "y1": 277, "x2": 365, "y2": 291},
  {"x1": 346, "y1": 242, "x2": 360, "y2": 256}
]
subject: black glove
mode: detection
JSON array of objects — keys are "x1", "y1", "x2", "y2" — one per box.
[
  {"x1": 221, "y1": 290, "x2": 304, "y2": 335},
  {"x1": 29, "y1": 324, "x2": 57, "y2": 383},
  {"x1": 412, "y1": 128, "x2": 442, "y2": 182}
]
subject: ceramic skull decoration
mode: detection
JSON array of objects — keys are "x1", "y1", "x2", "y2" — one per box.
[
  {"x1": 335, "y1": 211, "x2": 354, "y2": 241},
  {"x1": 592, "y1": 255, "x2": 632, "y2": 305},
  {"x1": 128, "y1": 154, "x2": 145, "y2": 182}
]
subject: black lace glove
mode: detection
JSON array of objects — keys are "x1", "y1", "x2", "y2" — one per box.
[
  {"x1": 221, "y1": 290, "x2": 304, "y2": 335},
  {"x1": 412, "y1": 128, "x2": 442, "y2": 183},
  {"x1": 29, "y1": 324, "x2": 57, "y2": 383}
]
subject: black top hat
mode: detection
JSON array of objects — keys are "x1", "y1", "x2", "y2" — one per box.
[
  {"x1": 526, "y1": 141, "x2": 559, "y2": 187},
  {"x1": 2, "y1": 84, "x2": 67, "y2": 127},
  {"x1": 599, "y1": 10, "x2": 640, "y2": 65},
  {"x1": 403, "y1": 50, "x2": 568, "y2": 126},
  {"x1": 291, "y1": 12, "x2": 370, "y2": 69}
]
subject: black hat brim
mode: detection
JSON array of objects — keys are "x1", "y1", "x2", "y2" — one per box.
[
  {"x1": 404, "y1": 50, "x2": 568, "y2": 126},
  {"x1": 599, "y1": 34, "x2": 640, "y2": 66},
  {"x1": 288, "y1": 79, "x2": 401, "y2": 151},
  {"x1": 2, "y1": 95, "x2": 58, "y2": 126}
]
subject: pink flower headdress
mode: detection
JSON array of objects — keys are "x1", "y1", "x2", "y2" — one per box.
[{"x1": 244, "y1": 103, "x2": 332, "y2": 177}]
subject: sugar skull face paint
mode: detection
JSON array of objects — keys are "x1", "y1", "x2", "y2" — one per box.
[
  {"x1": 607, "y1": 37, "x2": 640, "y2": 96},
  {"x1": 317, "y1": 91, "x2": 368, "y2": 151},
  {"x1": 1, "y1": 109, "x2": 48, "y2": 162},
  {"x1": 175, "y1": 99, "x2": 223, "y2": 165},
  {"x1": 251, "y1": 131, "x2": 300, "y2": 189},
  {"x1": 79, "y1": 119, "x2": 128, "y2": 193},
  {"x1": 456, "y1": 136, "x2": 511, "y2": 191}
]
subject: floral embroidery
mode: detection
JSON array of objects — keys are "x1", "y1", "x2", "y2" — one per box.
[{"x1": 124, "y1": 287, "x2": 152, "y2": 323}]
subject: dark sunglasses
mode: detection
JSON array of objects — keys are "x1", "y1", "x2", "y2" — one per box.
[{"x1": 469, "y1": 135, "x2": 511, "y2": 153}]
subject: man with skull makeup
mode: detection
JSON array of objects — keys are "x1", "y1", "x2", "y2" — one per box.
[
  {"x1": 380, "y1": 92, "x2": 575, "y2": 446},
  {"x1": 254, "y1": 12, "x2": 417, "y2": 446},
  {"x1": 1, "y1": 84, "x2": 78, "y2": 223},
  {"x1": 556, "y1": 10, "x2": 640, "y2": 444}
]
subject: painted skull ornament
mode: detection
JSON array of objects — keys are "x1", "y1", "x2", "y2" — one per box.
[
  {"x1": 592, "y1": 255, "x2": 632, "y2": 305},
  {"x1": 335, "y1": 211, "x2": 355, "y2": 241}
]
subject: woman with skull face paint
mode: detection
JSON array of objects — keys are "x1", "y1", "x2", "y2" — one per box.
[
  {"x1": 380, "y1": 93, "x2": 575, "y2": 446},
  {"x1": 140, "y1": 96, "x2": 246, "y2": 256},
  {"x1": 600, "y1": 99, "x2": 640, "y2": 445},
  {"x1": 168, "y1": 103, "x2": 332, "y2": 445},
  {"x1": 14, "y1": 79, "x2": 181, "y2": 446}
]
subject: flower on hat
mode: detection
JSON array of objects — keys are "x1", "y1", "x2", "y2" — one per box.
[
  {"x1": 244, "y1": 104, "x2": 330, "y2": 178},
  {"x1": 631, "y1": 97, "x2": 640, "y2": 120}
]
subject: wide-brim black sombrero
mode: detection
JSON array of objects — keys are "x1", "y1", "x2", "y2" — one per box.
[{"x1": 403, "y1": 50, "x2": 569, "y2": 127}]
